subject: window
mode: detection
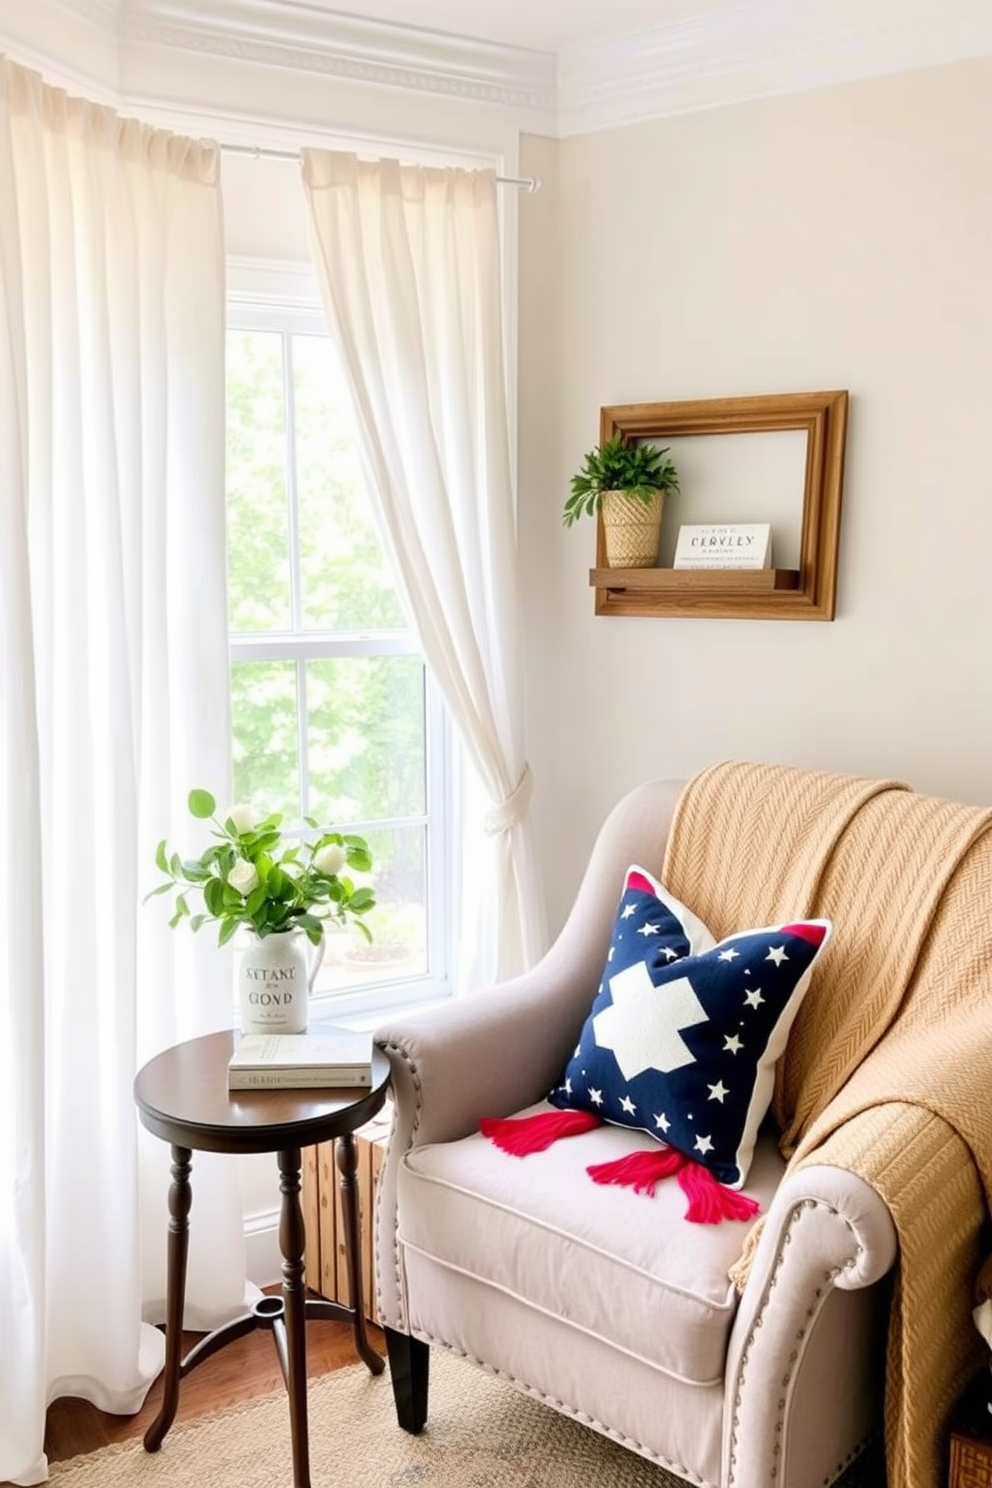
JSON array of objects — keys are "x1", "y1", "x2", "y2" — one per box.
[{"x1": 226, "y1": 294, "x2": 450, "y2": 1015}]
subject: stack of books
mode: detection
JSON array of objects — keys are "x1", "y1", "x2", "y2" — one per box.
[{"x1": 227, "y1": 1027, "x2": 374, "y2": 1090}]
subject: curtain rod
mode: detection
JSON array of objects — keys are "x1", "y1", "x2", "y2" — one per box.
[{"x1": 219, "y1": 141, "x2": 542, "y2": 192}]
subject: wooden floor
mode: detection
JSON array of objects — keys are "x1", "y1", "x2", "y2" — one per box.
[{"x1": 39, "y1": 1293, "x2": 384, "y2": 1467}]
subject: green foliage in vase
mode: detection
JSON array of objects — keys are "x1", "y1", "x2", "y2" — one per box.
[
  {"x1": 562, "y1": 433, "x2": 680, "y2": 527},
  {"x1": 146, "y1": 789, "x2": 376, "y2": 947}
]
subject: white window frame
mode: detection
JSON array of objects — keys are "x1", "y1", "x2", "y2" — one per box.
[{"x1": 226, "y1": 261, "x2": 453, "y2": 1021}]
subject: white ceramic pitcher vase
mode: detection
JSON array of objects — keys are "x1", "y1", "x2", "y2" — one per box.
[{"x1": 237, "y1": 927, "x2": 325, "y2": 1035}]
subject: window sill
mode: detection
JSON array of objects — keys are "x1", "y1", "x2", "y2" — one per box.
[{"x1": 308, "y1": 983, "x2": 451, "y2": 1033}]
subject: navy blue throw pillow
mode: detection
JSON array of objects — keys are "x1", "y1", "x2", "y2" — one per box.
[{"x1": 549, "y1": 867, "x2": 831, "y2": 1187}]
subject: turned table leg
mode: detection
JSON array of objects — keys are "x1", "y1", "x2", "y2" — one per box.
[
  {"x1": 144, "y1": 1145, "x2": 192, "y2": 1452},
  {"x1": 336, "y1": 1131, "x2": 386, "y2": 1375},
  {"x1": 278, "y1": 1146, "x2": 311, "y2": 1488}
]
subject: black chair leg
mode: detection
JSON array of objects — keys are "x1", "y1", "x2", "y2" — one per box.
[{"x1": 384, "y1": 1327, "x2": 430, "y2": 1434}]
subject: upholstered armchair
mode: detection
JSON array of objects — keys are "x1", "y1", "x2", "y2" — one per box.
[{"x1": 372, "y1": 777, "x2": 898, "y2": 1488}]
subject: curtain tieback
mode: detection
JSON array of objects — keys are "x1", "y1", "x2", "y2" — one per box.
[{"x1": 484, "y1": 763, "x2": 533, "y2": 836}]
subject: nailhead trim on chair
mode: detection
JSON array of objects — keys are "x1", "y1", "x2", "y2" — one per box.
[
  {"x1": 416, "y1": 1333, "x2": 720, "y2": 1488},
  {"x1": 377, "y1": 1039, "x2": 424, "y2": 1335},
  {"x1": 727, "y1": 1198, "x2": 872, "y2": 1488}
]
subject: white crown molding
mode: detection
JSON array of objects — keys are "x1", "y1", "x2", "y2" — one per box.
[
  {"x1": 558, "y1": 0, "x2": 992, "y2": 136},
  {"x1": 120, "y1": 0, "x2": 557, "y2": 118},
  {"x1": 17, "y1": 0, "x2": 992, "y2": 137}
]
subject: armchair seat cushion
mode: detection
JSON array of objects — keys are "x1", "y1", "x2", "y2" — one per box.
[{"x1": 396, "y1": 1100, "x2": 786, "y2": 1386}]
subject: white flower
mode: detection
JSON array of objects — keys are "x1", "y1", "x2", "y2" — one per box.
[
  {"x1": 228, "y1": 858, "x2": 259, "y2": 896},
  {"x1": 314, "y1": 843, "x2": 347, "y2": 878},
  {"x1": 227, "y1": 803, "x2": 254, "y2": 835}
]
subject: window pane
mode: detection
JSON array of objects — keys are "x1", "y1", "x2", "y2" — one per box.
[
  {"x1": 227, "y1": 330, "x2": 291, "y2": 633},
  {"x1": 306, "y1": 656, "x2": 425, "y2": 823},
  {"x1": 292, "y1": 334, "x2": 406, "y2": 632},
  {"x1": 319, "y1": 823, "x2": 427, "y2": 992},
  {"x1": 226, "y1": 302, "x2": 448, "y2": 1011},
  {"x1": 230, "y1": 659, "x2": 300, "y2": 822}
]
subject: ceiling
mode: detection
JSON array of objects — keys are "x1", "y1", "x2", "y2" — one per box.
[{"x1": 286, "y1": 0, "x2": 746, "y2": 57}]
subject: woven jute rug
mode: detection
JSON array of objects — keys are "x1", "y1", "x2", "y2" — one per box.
[{"x1": 48, "y1": 1347, "x2": 886, "y2": 1488}]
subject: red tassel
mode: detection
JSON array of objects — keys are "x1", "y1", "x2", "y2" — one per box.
[
  {"x1": 586, "y1": 1146, "x2": 686, "y2": 1196},
  {"x1": 677, "y1": 1162, "x2": 762, "y2": 1224},
  {"x1": 480, "y1": 1108, "x2": 602, "y2": 1156}
]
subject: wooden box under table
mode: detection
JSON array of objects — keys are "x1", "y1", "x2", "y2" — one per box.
[
  {"x1": 949, "y1": 1369, "x2": 992, "y2": 1488},
  {"x1": 302, "y1": 1106, "x2": 392, "y2": 1324}
]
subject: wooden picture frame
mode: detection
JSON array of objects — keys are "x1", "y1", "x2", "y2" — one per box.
[{"x1": 589, "y1": 390, "x2": 848, "y2": 620}]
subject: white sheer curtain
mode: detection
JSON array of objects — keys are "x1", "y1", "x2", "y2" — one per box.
[
  {"x1": 0, "y1": 59, "x2": 245, "y2": 1486},
  {"x1": 300, "y1": 150, "x2": 546, "y2": 985}
]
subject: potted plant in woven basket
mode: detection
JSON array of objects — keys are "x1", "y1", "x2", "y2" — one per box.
[{"x1": 563, "y1": 433, "x2": 680, "y2": 568}]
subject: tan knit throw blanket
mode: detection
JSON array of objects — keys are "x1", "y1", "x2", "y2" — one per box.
[{"x1": 662, "y1": 761, "x2": 992, "y2": 1488}]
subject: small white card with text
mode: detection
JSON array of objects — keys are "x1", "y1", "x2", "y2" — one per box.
[{"x1": 673, "y1": 523, "x2": 772, "y2": 570}]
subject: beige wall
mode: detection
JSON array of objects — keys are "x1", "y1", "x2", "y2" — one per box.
[{"x1": 520, "y1": 59, "x2": 992, "y2": 932}]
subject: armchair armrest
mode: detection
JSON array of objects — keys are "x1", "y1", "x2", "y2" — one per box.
[
  {"x1": 722, "y1": 1162, "x2": 898, "y2": 1488},
  {"x1": 374, "y1": 775, "x2": 686, "y2": 1151},
  {"x1": 372, "y1": 777, "x2": 687, "y2": 1331},
  {"x1": 374, "y1": 968, "x2": 584, "y2": 1152},
  {"x1": 373, "y1": 967, "x2": 591, "y2": 1332}
]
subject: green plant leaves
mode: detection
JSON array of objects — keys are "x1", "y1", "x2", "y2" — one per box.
[
  {"x1": 203, "y1": 877, "x2": 226, "y2": 917},
  {"x1": 168, "y1": 893, "x2": 189, "y2": 929},
  {"x1": 297, "y1": 913, "x2": 324, "y2": 944},
  {"x1": 562, "y1": 433, "x2": 679, "y2": 527},
  {"x1": 245, "y1": 884, "x2": 268, "y2": 916},
  {"x1": 143, "y1": 881, "x2": 174, "y2": 900},
  {"x1": 345, "y1": 841, "x2": 373, "y2": 872},
  {"x1": 148, "y1": 789, "x2": 378, "y2": 951},
  {"x1": 188, "y1": 788, "x2": 216, "y2": 819}
]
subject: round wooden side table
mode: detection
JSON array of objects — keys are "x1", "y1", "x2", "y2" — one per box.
[{"x1": 134, "y1": 1030, "x2": 391, "y2": 1488}]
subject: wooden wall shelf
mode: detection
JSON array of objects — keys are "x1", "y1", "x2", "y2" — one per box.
[
  {"x1": 589, "y1": 566, "x2": 802, "y2": 619},
  {"x1": 590, "y1": 567, "x2": 799, "y2": 592},
  {"x1": 590, "y1": 391, "x2": 848, "y2": 621}
]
